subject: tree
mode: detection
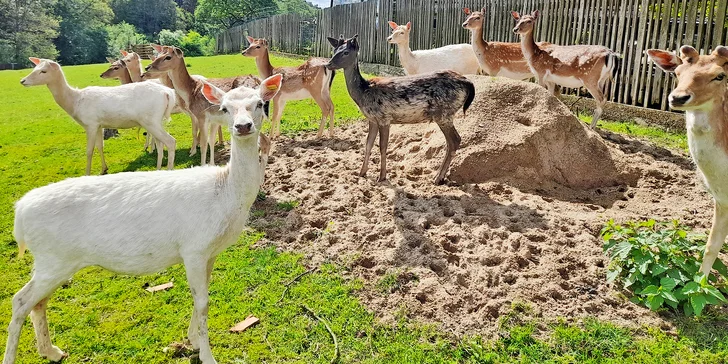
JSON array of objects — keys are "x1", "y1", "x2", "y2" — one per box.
[
  {"x1": 111, "y1": 0, "x2": 177, "y2": 37},
  {"x1": 54, "y1": 0, "x2": 114, "y2": 65},
  {"x1": 0, "y1": 0, "x2": 60, "y2": 65},
  {"x1": 276, "y1": 0, "x2": 319, "y2": 17},
  {"x1": 195, "y1": 0, "x2": 277, "y2": 35},
  {"x1": 106, "y1": 22, "x2": 147, "y2": 57}
]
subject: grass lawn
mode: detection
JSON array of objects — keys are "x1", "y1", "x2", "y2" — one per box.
[{"x1": 0, "y1": 54, "x2": 724, "y2": 363}]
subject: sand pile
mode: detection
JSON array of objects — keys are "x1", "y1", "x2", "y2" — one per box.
[{"x1": 247, "y1": 77, "x2": 716, "y2": 335}]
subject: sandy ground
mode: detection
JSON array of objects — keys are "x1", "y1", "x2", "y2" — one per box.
[{"x1": 249, "y1": 77, "x2": 715, "y2": 335}]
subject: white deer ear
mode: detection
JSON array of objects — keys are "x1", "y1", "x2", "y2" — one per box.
[
  {"x1": 246, "y1": 36, "x2": 255, "y2": 44},
  {"x1": 511, "y1": 11, "x2": 520, "y2": 20},
  {"x1": 200, "y1": 81, "x2": 226, "y2": 105},
  {"x1": 29, "y1": 57, "x2": 41, "y2": 65},
  {"x1": 120, "y1": 50, "x2": 129, "y2": 57},
  {"x1": 646, "y1": 49, "x2": 681, "y2": 73},
  {"x1": 259, "y1": 74, "x2": 283, "y2": 102},
  {"x1": 406, "y1": 22, "x2": 412, "y2": 30},
  {"x1": 388, "y1": 21, "x2": 398, "y2": 30}
]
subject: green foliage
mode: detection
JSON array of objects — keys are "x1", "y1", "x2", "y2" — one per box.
[
  {"x1": 195, "y1": 0, "x2": 277, "y2": 34},
  {"x1": 0, "y1": 0, "x2": 59, "y2": 65},
  {"x1": 179, "y1": 30, "x2": 214, "y2": 56},
  {"x1": 601, "y1": 220, "x2": 728, "y2": 316},
  {"x1": 158, "y1": 29, "x2": 184, "y2": 47},
  {"x1": 106, "y1": 22, "x2": 147, "y2": 57},
  {"x1": 275, "y1": 200, "x2": 299, "y2": 211},
  {"x1": 111, "y1": 0, "x2": 178, "y2": 37},
  {"x1": 275, "y1": 0, "x2": 320, "y2": 17}
]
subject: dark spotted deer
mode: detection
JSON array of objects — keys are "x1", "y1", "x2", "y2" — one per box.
[
  {"x1": 325, "y1": 35, "x2": 475, "y2": 185},
  {"x1": 512, "y1": 11, "x2": 619, "y2": 128},
  {"x1": 647, "y1": 46, "x2": 728, "y2": 276}
]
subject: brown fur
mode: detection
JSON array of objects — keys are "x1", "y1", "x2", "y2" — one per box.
[{"x1": 242, "y1": 37, "x2": 335, "y2": 138}]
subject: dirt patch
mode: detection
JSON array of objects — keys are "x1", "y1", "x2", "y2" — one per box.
[{"x1": 250, "y1": 77, "x2": 715, "y2": 335}]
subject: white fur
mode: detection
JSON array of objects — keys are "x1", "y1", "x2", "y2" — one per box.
[
  {"x1": 686, "y1": 110, "x2": 728, "y2": 203},
  {"x1": 388, "y1": 24, "x2": 479, "y2": 75},
  {"x1": 3, "y1": 76, "x2": 282, "y2": 364},
  {"x1": 21, "y1": 59, "x2": 177, "y2": 175}
]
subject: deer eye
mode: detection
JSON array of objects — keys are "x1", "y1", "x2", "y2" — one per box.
[
  {"x1": 256, "y1": 46, "x2": 260, "y2": 49},
  {"x1": 344, "y1": 51, "x2": 350, "y2": 56},
  {"x1": 714, "y1": 73, "x2": 726, "y2": 81},
  {"x1": 165, "y1": 56, "x2": 172, "y2": 60},
  {"x1": 40, "y1": 71, "x2": 46, "y2": 74},
  {"x1": 221, "y1": 107, "x2": 228, "y2": 113}
]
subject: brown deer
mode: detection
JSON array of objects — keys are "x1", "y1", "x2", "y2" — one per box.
[
  {"x1": 512, "y1": 11, "x2": 619, "y2": 128},
  {"x1": 647, "y1": 46, "x2": 728, "y2": 276},
  {"x1": 242, "y1": 36, "x2": 335, "y2": 138},
  {"x1": 144, "y1": 46, "x2": 261, "y2": 165},
  {"x1": 325, "y1": 35, "x2": 475, "y2": 185},
  {"x1": 462, "y1": 7, "x2": 544, "y2": 79}
]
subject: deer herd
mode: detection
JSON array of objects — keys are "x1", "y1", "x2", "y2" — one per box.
[{"x1": 4, "y1": 7, "x2": 728, "y2": 364}]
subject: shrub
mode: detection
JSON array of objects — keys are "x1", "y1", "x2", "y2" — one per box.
[
  {"x1": 601, "y1": 219, "x2": 728, "y2": 316},
  {"x1": 106, "y1": 22, "x2": 147, "y2": 58},
  {"x1": 158, "y1": 30, "x2": 215, "y2": 57}
]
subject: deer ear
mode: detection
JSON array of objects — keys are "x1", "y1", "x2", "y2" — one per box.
[
  {"x1": 646, "y1": 49, "x2": 681, "y2": 73},
  {"x1": 106, "y1": 57, "x2": 116, "y2": 64},
  {"x1": 327, "y1": 37, "x2": 340, "y2": 48},
  {"x1": 259, "y1": 74, "x2": 283, "y2": 102},
  {"x1": 531, "y1": 10, "x2": 540, "y2": 20},
  {"x1": 679, "y1": 45, "x2": 699, "y2": 64},
  {"x1": 120, "y1": 50, "x2": 129, "y2": 57},
  {"x1": 713, "y1": 46, "x2": 728, "y2": 60},
  {"x1": 246, "y1": 36, "x2": 255, "y2": 44},
  {"x1": 406, "y1": 22, "x2": 412, "y2": 30},
  {"x1": 463, "y1": 8, "x2": 471, "y2": 15},
  {"x1": 201, "y1": 81, "x2": 225, "y2": 105},
  {"x1": 481, "y1": 7, "x2": 487, "y2": 14},
  {"x1": 150, "y1": 43, "x2": 163, "y2": 53},
  {"x1": 174, "y1": 47, "x2": 184, "y2": 57},
  {"x1": 388, "y1": 21, "x2": 398, "y2": 30},
  {"x1": 511, "y1": 11, "x2": 520, "y2": 20}
]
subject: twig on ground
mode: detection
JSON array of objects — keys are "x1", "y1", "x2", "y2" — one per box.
[
  {"x1": 277, "y1": 267, "x2": 317, "y2": 304},
  {"x1": 302, "y1": 305, "x2": 339, "y2": 364}
]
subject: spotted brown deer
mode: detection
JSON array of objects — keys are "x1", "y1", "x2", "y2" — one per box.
[
  {"x1": 242, "y1": 36, "x2": 335, "y2": 138},
  {"x1": 326, "y1": 35, "x2": 475, "y2": 185},
  {"x1": 512, "y1": 11, "x2": 619, "y2": 128},
  {"x1": 462, "y1": 7, "x2": 542, "y2": 79},
  {"x1": 647, "y1": 46, "x2": 728, "y2": 276},
  {"x1": 144, "y1": 46, "x2": 261, "y2": 165}
]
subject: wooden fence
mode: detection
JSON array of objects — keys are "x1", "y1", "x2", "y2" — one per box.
[{"x1": 217, "y1": 0, "x2": 728, "y2": 111}]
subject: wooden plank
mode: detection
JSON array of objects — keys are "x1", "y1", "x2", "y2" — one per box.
[{"x1": 714, "y1": 0, "x2": 728, "y2": 48}]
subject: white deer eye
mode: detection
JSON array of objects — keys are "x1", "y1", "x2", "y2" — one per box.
[{"x1": 221, "y1": 107, "x2": 228, "y2": 113}]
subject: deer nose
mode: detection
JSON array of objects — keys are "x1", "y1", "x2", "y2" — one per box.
[
  {"x1": 234, "y1": 123, "x2": 252, "y2": 135},
  {"x1": 144, "y1": 64, "x2": 152, "y2": 71},
  {"x1": 669, "y1": 93, "x2": 692, "y2": 107},
  {"x1": 512, "y1": 27, "x2": 519, "y2": 34},
  {"x1": 462, "y1": 22, "x2": 468, "y2": 28},
  {"x1": 19, "y1": 79, "x2": 25, "y2": 85}
]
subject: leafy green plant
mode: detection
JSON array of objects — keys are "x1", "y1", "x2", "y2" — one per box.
[
  {"x1": 601, "y1": 220, "x2": 728, "y2": 316},
  {"x1": 275, "y1": 200, "x2": 299, "y2": 211}
]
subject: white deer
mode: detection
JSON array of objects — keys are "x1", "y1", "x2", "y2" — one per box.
[
  {"x1": 3, "y1": 74, "x2": 282, "y2": 364},
  {"x1": 647, "y1": 46, "x2": 728, "y2": 275},
  {"x1": 387, "y1": 21, "x2": 480, "y2": 76},
  {"x1": 21, "y1": 57, "x2": 176, "y2": 174}
]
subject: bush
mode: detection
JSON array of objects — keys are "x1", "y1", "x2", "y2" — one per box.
[
  {"x1": 158, "y1": 30, "x2": 215, "y2": 57},
  {"x1": 106, "y1": 22, "x2": 147, "y2": 58},
  {"x1": 601, "y1": 220, "x2": 728, "y2": 316}
]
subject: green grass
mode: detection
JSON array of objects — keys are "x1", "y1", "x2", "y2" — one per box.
[
  {"x1": 579, "y1": 113, "x2": 689, "y2": 152},
  {"x1": 0, "y1": 54, "x2": 725, "y2": 363}
]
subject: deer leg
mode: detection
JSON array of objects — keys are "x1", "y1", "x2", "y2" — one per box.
[
  {"x1": 188, "y1": 257, "x2": 216, "y2": 350},
  {"x1": 190, "y1": 114, "x2": 199, "y2": 157},
  {"x1": 216, "y1": 125, "x2": 224, "y2": 146},
  {"x1": 701, "y1": 203, "x2": 728, "y2": 275},
  {"x1": 321, "y1": 85, "x2": 336, "y2": 137},
  {"x1": 84, "y1": 126, "x2": 97, "y2": 176},
  {"x1": 360, "y1": 120, "x2": 379, "y2": 178},
  {"x1": 583, "y1": 82, "x2": 605, "y2": 129},
  {"x1": 310, "y1": 92, "x2": 329, "y2": 138},
  {"x1": 271, "y1": 98, "x2": 286, "y2": 139},
  {"x1": 377, "y1": 124, "x2": 390, "y2": 182},
  {"x1": 434, "y1": 120, "x2": 461, "y2": 185},
  {"x1": 207, "y1": 124, "x2": 217, "y2": 166},
  {"x1": 183, "y1": 258, "x2": 216, "y2": 364},
  {"x1": 199, "y1": 118, "x2": 210, "y2": 166},
  {"x1": 94, "y1": 128, "x2": 108, "y2": 175},
  {"x1": 30, "y1": 298, "x2": 66, "y2": 362},
  {"x1": 146, "y1": 124, "x2": 176, "y2": 170}
]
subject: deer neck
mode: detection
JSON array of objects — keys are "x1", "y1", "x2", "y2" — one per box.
[
  {"x1": 686, "y1": 90, "x2": 728, "y2": 155},
  {"x1": 342, "y1": 62, "x2": 370, "y2": 107},
  {"x1": 167, "y1": 61, "x2": 197, "y2": 105},
  {"x1": 128, "y1": 62, "x2": 143, "y2": 83},
  {"x1": 118, "y1": 69, "x2": 133, "y2": 84},
  {"x1": 396, "y1": 40, "x2": 417, "y2": 73},
  {"x1": 255, "y1": 50, "x2": 275, "y2": 79},
  {"x1": 470, "y1": 24, "x2": 488, "y2": 51},
  {"x1": 519, "y1": 30, "x2": 540, "y2": 62},
  {"x1": 46, "y1": 73, "x2": 79, "y2": 118},
  {"x1": 225, "y1": 135, "x2": 262, "y2": 198}
]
